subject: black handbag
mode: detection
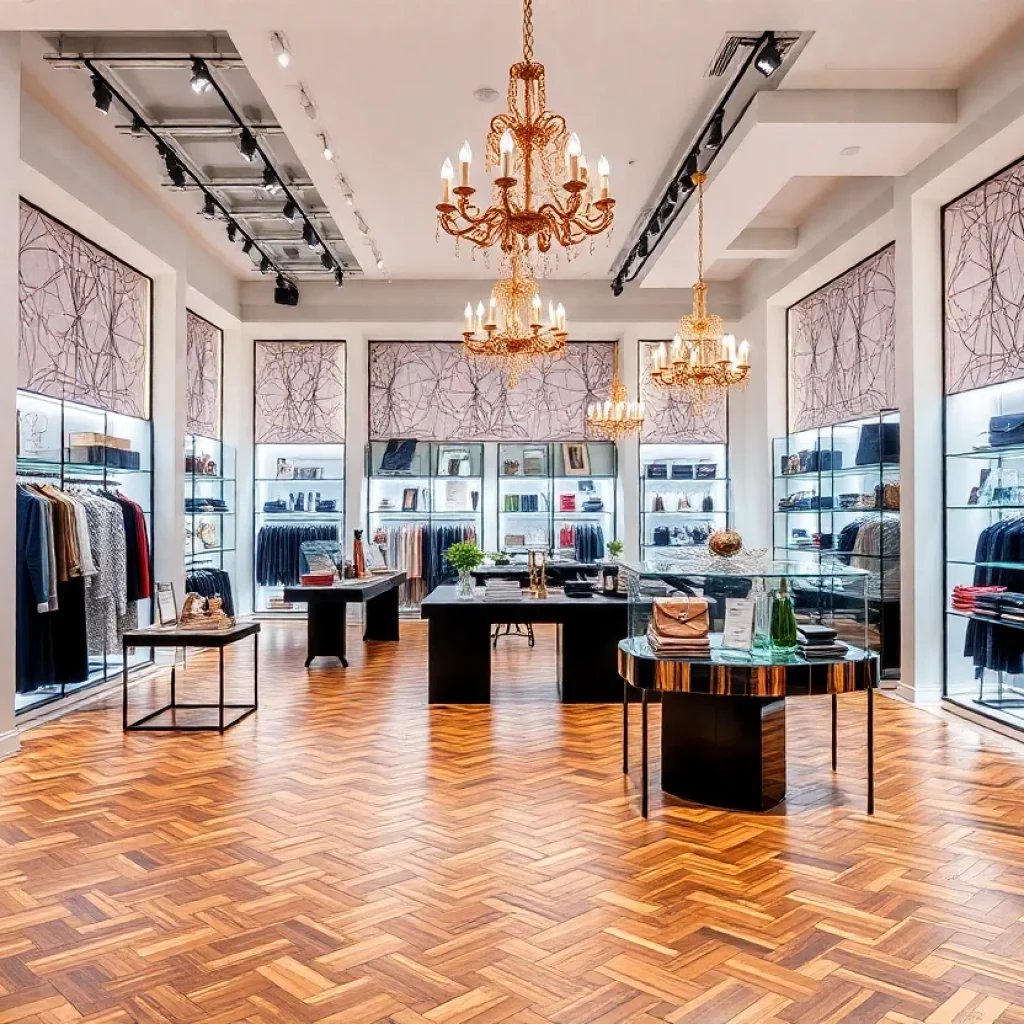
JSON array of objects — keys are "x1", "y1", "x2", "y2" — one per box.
[
  {"x1": 671, "y1": 464, "x2": 694, "y2": 479},
  {"x1": 818, "y1": 449, "x2": 843, "y2": 471},
  {"x1": 653, "y1": 526, "x2": 670, "y2": 546},
  {"x1": 855, "y1": 422, "x2": 900, "y2": 465},
  {"x1": 988, "y1": 414, "x2": 1024, "y2": 449},
  {"x1": 646, "y1": 463, "x2": 668, "y2": 479},
  {"x1": 695, "y1": 464, "x2": 717, "y2": 479},
  {"x1": 798, "y1": 449, "x2": 819, "y2": 473}
]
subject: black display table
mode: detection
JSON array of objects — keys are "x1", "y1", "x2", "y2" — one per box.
[
  {"x1": 420, "y1": 585, "x2": 627, "y2": 703},
  {"x1": 283, "y1": 571, "x2": 407, "y2": 666},
  {"x1": 470, "y1": 562, "x2": 597, "y2": 584},
  {"x1": 122, "y1": 621, "x2": 260, "y2": 733},
  {"x1": 618, "y1": 636, "x2": 879, "y2": 817}
]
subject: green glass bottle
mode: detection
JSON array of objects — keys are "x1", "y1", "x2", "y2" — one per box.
[{"x1": 770, "y1": 577, "x2": 799, "y2": 653}]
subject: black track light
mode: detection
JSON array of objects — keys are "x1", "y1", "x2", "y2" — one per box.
[
  {"x1": 754, "y1": 33, "x2": 783, "y2": 77},
  {"x1": 302, "y1": 221, "x2": 320, "y2": 251},
  {"x1": 649, "y1": 211, "x2": 660, "y2": 235},
  {"x1": 130, "y1": 114, "x2": 146, "y2": 136},
  {"x1": 704, "y1": 110, "x2": 724, "y2": 151},
  {"x1": 260, "y1": 256, "x2": 272, "y2": 275},
  {"x1": 164, "y1": 152, "x2": 186, "y2": 188},
  {"x1": 91, "y1": 73, "x2": 112, "y2": 115},
  {"x1": 275, "y1": 274, "x2": 286, "y2": 289},
  {"x1": 190, "y1": 58, "x2": 212, "y2": 94},
  {"x1": 262, "y1": 165, "x2": 280, "y2": 194},
  {"x1": 666, "y1": 181, "x2": 679, "y2": 206},
  {"x1": 202, "y1": 194, "x2": 217, "y2": 220},
  {"x1": 282, "y1": 199, "x2": 298, "y2": 223},
  {"x1": 637, "y1": 235, "x2": 648, "y2": 260},
  {"x1": 682, "y1": 153, "x2": 699, "y2": 188},
  {"x1": 242, "y1": 238, "x2": 254, "y2": 256},
  {"x1": 237, "y1": 129, "x2": 257, "y2": 163},
  {"x1": 320, "y1": 251, "x2": 334, "y2": 271},
  {"x1": 226, "y1": 222, "x2": 238, "y2": 243},
  {"x1": 611, "y1": 276, "x2": 624, "y2": 297},
  {"x1": 334, "y1": 267, "x2": 344, "y2": 288},
  {"x1": 274, "y1": 276, "x2": 299, "y2": 307}
]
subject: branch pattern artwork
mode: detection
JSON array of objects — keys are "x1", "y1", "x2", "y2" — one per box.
[
  {"x1": 19, "y1": 202, "x2": 150, "y2": 417},
  {"x1": 186, "y1": 310, "x2": 222, "y2": 438},
  {"x1": 788, "y1": 244, "x2": 896, "y2": 431},
  {"x1": 945, "y1": 158, "x2": 1024, "y2": 394},
  {"x1": 255, "y1": 341, "x2": 346, "y2": 443},
  {"x1": 369, "y1": 341, "x2": 614, "y2": 441},
  {"x1": 639, "y1": 341, "x2": 727, "y2": 443}
]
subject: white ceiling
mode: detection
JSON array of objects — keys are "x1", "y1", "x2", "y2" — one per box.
[{"x1": 5, "y1": 0, "x2": 1024, "y2": 290}]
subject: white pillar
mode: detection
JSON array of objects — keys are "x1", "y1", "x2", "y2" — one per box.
[
  {"x1": 221, "y1": 322, "x2": 250, "y2": 613},
  {"x1": 0, "y1": 33, "x2": 18, "y2": 757},
  {"x1": 345, "y1": 328, "x2": 368, "y2": 561},
  {"x1": 619, "y1": 328, "x2": 640, "y2": 560},
  {"x1": 894, "y1": 186, "x2": 944, "y2": 703}
]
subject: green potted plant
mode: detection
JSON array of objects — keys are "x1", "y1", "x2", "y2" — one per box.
[
  {"x1": 607, "y1": 539, "x2": 624, "y2": 561},
  {"x1": 445, "y1": 541, "x2": 484, "y2": 599}
]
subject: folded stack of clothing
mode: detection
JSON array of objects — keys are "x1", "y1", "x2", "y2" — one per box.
[
  {"x1": 646, "y1": 596, "x2": 711, "y2": 657},
  {"x1": 966, "y1": 590, "x2": 1024, "y2": 622},
  {"x1": 797, "y1": 624, "x2": 849, "y2": 659},
  {"x1": 951, "y1": 584, "x2": 1007, "y2": 612},
  {"x1": 484, "y1": 578, "x2": 521, "y2": 602},
  {"x1": 582, "y1": 497, "x2": 604, "y2": 512},
  {"x1": 1001, "y1": 593, "x2": 1024, "y2": 624},
  {"x1": 186, "y1": 496, "x2": 230, "y2": 513}
]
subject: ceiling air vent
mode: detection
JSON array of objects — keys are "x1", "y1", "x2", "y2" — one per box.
[
  {"x1": 706, "y1": 35, "x2": 747, "y2": 78},
  {"x1": 283, "y1": 245, "x2": 300, "y2": 259}
]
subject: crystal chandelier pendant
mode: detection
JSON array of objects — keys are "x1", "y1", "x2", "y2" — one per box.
[
  {"x1": 436, "y1": 0, "x2": 615, "y2": 258},
  {"x1": 649, "y1": 171, "x2": 750, "y2": 409},
  {"x1": 587, "y1": 370, "x2": 645, "y2": 440}
]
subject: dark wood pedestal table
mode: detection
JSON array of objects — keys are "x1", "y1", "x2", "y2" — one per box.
[
  {"x1": 283, "y1": 571, "x2": 407, "y2": 667},
  {"x1": 421, "y1": 585, "x2": 628, "y2": 703},
  {"x1": 122, "y1": 621, "x2": 260, "y2": 733},
  {"x1": 618, "y1": 636, "x2": 879, "y2": 817}
]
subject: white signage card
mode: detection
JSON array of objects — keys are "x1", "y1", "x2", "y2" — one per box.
[{"x1": 722, "y1": 598, "x2": 755, "y2": 650}]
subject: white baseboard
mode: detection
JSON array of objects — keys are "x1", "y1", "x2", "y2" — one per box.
[
  {"x1": 941, "y1": 699, "x2": 1024, "y2": 744},
  {"x1": 0, "y1": 728, "x2": 20, "y2": 759}
]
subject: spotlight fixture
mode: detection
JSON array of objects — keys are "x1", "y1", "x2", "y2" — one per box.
[
  {"x1": 91, "y1": 73, "x2": 112, "y2": 115},
  {"x1": 242, "y1": 238, "x2": 254, "y2": 256},
  {"x1": 299, "y1": 86, "x2": 316, "y2": 120},
  {"x1": 682, "y1": 153, "x2": 699, "y2": 188},
  {"x1": 376, "y1": 256, "x2": 385, "y2": 270},
  {"x1": 274, "y1": 276, "x2": 300, "y2": 307},
  {"x1": 649, "y1": 211, "x2": 660, "y2": 235},
  {"x1": 190, "y1": 58, "x2": 212, "y2": 94},
  {"x1": 237, "y1": 129, "x2": 257, "y2": 163},
  {"x1": 754, "y1": 33, "x2": 783, "y2": 77},
  {"x1": 262, "y1": 165, "x2": 280, "y2": 194},
  {"x1": 302, "y1": 221, "x2": 320, "y2": 250},
  {"x1": 320, "y1": 251, "x2": 335, "y2": 270},
  {"x1": 202, "y1": 194, "x2": 217, "y2": 220},
  {"x1": 704, "y1": 110, "x2": 724, "y2": 151},
  {"x1": 637, "y1": 234, "x2": 648, "y2": 260},
  {"x1": 271, "y1": 32, "x2": 291, "y2": 68},
  {"x1": 355, "y1": 215, "x2": 369, "y2": 237},
  {"x1": 666, "y1": 181, "x2": 679, "y2": 206},
  {"x1": 612, "y1": 276, "x2": 624, "y2": 297},
  {"x1": 164, "y1": 153, "x2": 186, "y2": 188},
  {"x1": 226, "y1": 222, "x2": 238, "y2": 243},
  {"x1": 130, "y1": 114, "x2": 146, "y2": 136},
  {"x1": 319, "y1": 132, "x2": 333, "y2": 161},
  {"x1": 282, "y1": 199, "x2": 298, "y2": 223},
  {"x1": 260, "y1": 256, "x2": 272, "y2": 274},
  {"x1": 334, "y1": 266, "x2": 345, "y2": 287}
]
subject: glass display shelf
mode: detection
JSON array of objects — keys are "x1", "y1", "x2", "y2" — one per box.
[
  {"x1": 774, "y1": 464, "x2": 900, "y2": 482},
  {"x1": 620, "y1": 559, "x2": 870, "y2": 579},
  {"x1": 189, "y1": 475, "x2": 235, "y2": 484},
  {"x1": 774, "y1": 508, "x2": 900, "y2": 515},
  {"x1": 256, "y1": 476, "x2": 345, "y2": 482},
  {"x1": 949, "y1": 559, "x2": 1024, "y2": 570},
  {"x1": 645, "y1": 510, "x2": 727, "y2": 516},
  {"x1": 947, "y1": 444, "x2": 1024, "y2": 459},
  {"x1": 17, "y1": 456, "x2": 152, "y2": 475},
  {"x1": 948, "y1": 504, "x2": 1024, "y2": 511},
  {"x1": 947, "y1": 609, "x2": 1024, "y2": 631},
  {"x1": 621, "y1": 634, "x2": 874, "y2": 667}
]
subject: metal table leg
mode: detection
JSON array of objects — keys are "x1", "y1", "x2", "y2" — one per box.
[
  {"x1": 641, "y1": 689, "x2": 649, "y2": 819},
  {"x1": 867, "y1": 686, "x2": 874, "y2": 815},
  {"x1": 831, "y1": 692, "x2": 837, "y2": 771},
  {"x1": 122, "y1": 645, "x2": 129, "y2": 731},
  {"x1": 218, "y1": 647, "x2": 225, "y2": 734},
  {"x1": 254, "y1": 632, "x2": 259, "y2": 706},
  {"x1": 622, "y1": 679, "x2": 628, "y2": 774}
]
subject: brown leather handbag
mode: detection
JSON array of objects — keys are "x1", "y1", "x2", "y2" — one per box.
[{"x1": 651, "y1": 597, "x2": 709, "y2": 639}]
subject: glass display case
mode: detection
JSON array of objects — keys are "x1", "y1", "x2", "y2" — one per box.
[
  {"x1": 945, "y1": 378, "x2": 1024, "y2": 731},
  {"x1": 184, "y1": 434, "x2": 236, "y2": 616},
  {"x1": 498, "y1": 440, "x2": 616, "y2": 559},
  {"x1": 16, "y1": 390, "x2": 154, "y2": 714},
  {"x1": 771, "y1": 411, "x2": 901, "y2": 678},
  {"x1": 639, "y1": 442, "x2": 728, "y2": 559},
  {"x1": 253, "y1": 441, "x2": 345, "y2": 613},
  {"x1": 366, "y1": 440, "x2": 484, "y2": 610}
]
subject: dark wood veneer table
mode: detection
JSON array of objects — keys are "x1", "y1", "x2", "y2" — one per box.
[
  {"x1": 420, "y1": 585, "x2": 628, "y2": 704},
  {"x1": 283, "y1": 571, "x2": 407, "y2": 667},
  {"x1": 122, "y1": 621, "x2": 260, "y2": 733}
]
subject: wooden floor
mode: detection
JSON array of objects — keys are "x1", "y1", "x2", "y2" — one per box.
[{"x1": 1, "y1": 621, "x2": 1023, "y2": 1023}]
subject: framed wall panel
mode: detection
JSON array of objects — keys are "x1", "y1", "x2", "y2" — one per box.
[
  {"x1": 254, "y1": 340, "x2": 346, "y2": 443},
  {"x1": 368, "y1": 340, "x2": 614, "y2": 441},
  {"x1": 18, "y1": 200, "x2": 151, "y2": 418},
  {"x1": 186, "y1": 310, "x2": 222, "y2": 439},
  {"x1": 787, "y1": 243, "x2": 896, "y2": 432}
]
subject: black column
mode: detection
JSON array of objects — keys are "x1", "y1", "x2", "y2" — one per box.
[
  {"x1": 305, "y1": 601, "x2": 348, "y2": 667},
  {"x1": 427, "y1": 610, "x2": 491, "y2": 703},
  {"x1": 558, "y1": 614, "x2": 626, "y2": 702},
  {"x1": 364, "y1": 586, "x2": 400, "y2": 641}
]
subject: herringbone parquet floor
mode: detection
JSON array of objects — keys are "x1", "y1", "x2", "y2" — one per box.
[{"x1": 1, "y1": 620, "x2": 1023, "y2": 1024}]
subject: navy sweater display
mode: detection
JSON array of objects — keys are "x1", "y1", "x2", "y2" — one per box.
[
  {"x1": 964, "y1": 520, "x2": 1024, "y2": 677},
  {"x1": 256, "y1": 524, "x2": 339, "y2": 587}
]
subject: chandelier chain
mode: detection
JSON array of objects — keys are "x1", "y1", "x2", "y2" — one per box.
[{"x1": 523, "y1": 0, "x2": 534, "y2": 64}]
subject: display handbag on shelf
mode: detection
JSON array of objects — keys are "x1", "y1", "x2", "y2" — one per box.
[
  {"x1": 695, "y1": 464, "x2": 717, "y2": 479},
  {"x1": 652, "y1": 526, "x2": 671, "y2": 546},
  {"x1": 882, "y1": 480, "x2": 900, "y2": 510},
  {"x1": 988, "y1": 414, "x2": 1024, "y2": 449},
  {"x1": 647, "y1": 463, "x2": 668, "y2": 479},
  {"x1": 818, "y1": 449, "x2": 843, "y2": 471},
  {"x1": 651, "y1": 597, "x2": 710, "y2": 639},
  {"x1": 798, "y1": 449, "x2": 819, "y2": 473},
  {"x1": 653, "y1": 494, "x2": 665, "y2": 512},
  {"x1": 671, "y1": 464, "x2": 694, "y2": 480},
  {"x1": 855, "y1": 422, "x2": 900, "y2": 465}
]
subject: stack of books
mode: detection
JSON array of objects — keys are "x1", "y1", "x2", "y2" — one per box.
[
  {"x1": 484, "y1": 579, "x2": 521, "y2": 602},
  {"x1": 797, "y1": 625, "x2": 848, "y2": 659}
]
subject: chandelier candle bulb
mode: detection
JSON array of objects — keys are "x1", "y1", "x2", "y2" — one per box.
[
  {"x1": 598, "y1": 155, "x2": 610, "y2": 199},
  {"x1": 738, "y1": 340, "x2": 749, "y2": 365},
  {"x1": 549, "y1": 301, "x2": 556, "y2": 327},
  {"x1": 531, "y1": 293, "x2": 542, "y2": 326},
  {"x1": 567, "y1": 133, "x2": 582, "y2": 181},
  {"x1": 579, "y1": 154, "x2": 589, "y2": 182},
  {"x1": 459, "y1": 141, "x2": 472, "y2": 186},
  {"x1": 476, "y1": 301, "x2": 485, "y2": 332},
  {"x1": 556, "y1": 303, "x2": 566, "y2": 331},
  {"x1": 441, "y1": 158, "x2": 454, "y2": 205},
  {"x1": 464, "y1": 303, "x2": 474, "y2": 333},
  {"x1": 488, "y1": 294, "x2": 497, "y2": 327},
  {"x1": 500, "y1": 129, "x2": 515, "y2": 177}
]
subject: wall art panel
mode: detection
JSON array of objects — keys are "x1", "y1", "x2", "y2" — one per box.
[
  {"x1": 945, "y1": 157, "x2": 1024, "y2": 394},
  {"x1": 186, "y1": 310, "x2": 222, "y2": 438},
  {"x1": 638, "y1": 341, "x2": 727, "y2": 443},
  {"x1": 788, "y1": 243, "x2": 896, "y2": 432},
  {"x1": 19, "y1": 201, "x2": 151, "y2": 417},
  {"x1": 368, "y1": 341, "x2": 614, "y2": 441},
  {"x1": 255, "y1": 340, "x2": 346, "y2": 443}
]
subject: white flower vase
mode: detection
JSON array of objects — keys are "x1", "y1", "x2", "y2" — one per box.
[{"x1": 457, "y1": 570, "x2": 475, "y2": 600}]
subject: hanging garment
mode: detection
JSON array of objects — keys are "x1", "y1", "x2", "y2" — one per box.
[
  {"x1": 256, "y1": 524, "x2": 338, "y2": 587},
  {"x1": 963, "y1": 518, "x2": 1024, "y2": 676}
]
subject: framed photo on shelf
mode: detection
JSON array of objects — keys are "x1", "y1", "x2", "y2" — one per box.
[
  {"x1": 155, "y1": 582, "x2": 178, "y2": 626},
  {"x1": 523, "y1": 446, "x2": 546, "y2": 476},
  {"x1": 562, "y1": 442, "x2": 590, "y2": 476},
  {"x1": 402, "y1": 487, "x2": 419, "y2": 511},
  {"x1": 437, "y1": 445, "x2": 471, "y2": 477}
]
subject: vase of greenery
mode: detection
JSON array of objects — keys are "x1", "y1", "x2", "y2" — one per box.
[
  {"x1": 446, "y1": 541, "x2": 484, "y2": 600},
  {"x1": 607, "y1": 539, "x2": 624, "y2": 561}
]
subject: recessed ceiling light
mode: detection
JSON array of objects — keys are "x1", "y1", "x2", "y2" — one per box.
[
  {"x1": 474, "y1": 86, "x2": 500, "y2": 103},
  {"x1": 271, "y1": 32, "x2": 291, "y2": 68},
  {"x1": 840, "y1": 145, "x2": 861, "y2": 157}
]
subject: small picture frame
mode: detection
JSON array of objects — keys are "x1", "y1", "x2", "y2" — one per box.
[
  {"x1": 402, "y1": 487, "x2": 419, "y2": 511},
  {"x1": 155, "y1": 582, "x2": 178, "y2": 626},
  {"x1": 562, "y1": 442, "x2": 590, "y2": 476},
  {"x1": 275, "y1": 457, "x2": 294, "y2": 480},
  {"x1": 523, "y1": 446, "x2": 547, "y2": 476},
  {"x1": 437, "y1": 445, "x2": 471, "y2": 477}
]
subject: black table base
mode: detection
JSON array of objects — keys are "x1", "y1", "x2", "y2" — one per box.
[{"x1": 306, "y1": 604, "x2": 348, "y2": 667}]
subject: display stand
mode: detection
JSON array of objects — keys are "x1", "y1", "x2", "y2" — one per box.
[
  {"x1": 639, "y1": 442, "x2": 728, "y2": 559},
  {"x1": 771, "y1": 411, "x2": 901, "y2": 679},
  {"x1": 366, "y1": 441, "x2": 484, "y2": 611},
  {"x1": 253, "y1": 442, "x2": 345, "y2": 613},
  {"x1": 16, "y1": 389, "x2": 154, "y2": 714}
]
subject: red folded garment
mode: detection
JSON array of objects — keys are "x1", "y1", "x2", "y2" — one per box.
[{"x1": 300, "y1": 573, "x2": 335, "y2": 587}]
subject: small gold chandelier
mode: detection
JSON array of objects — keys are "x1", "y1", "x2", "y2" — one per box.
[
  {"x1": 650, "y1": 171, "x2": 749, "y2": 406},
  {"x1": 437, "y1": 0, "x2": 615, "y2": 258},
  {"x1": 462, "y1": 251, "x2": 568, "y2": 387},
  {"x1": 587, "y1": 369, "x2": 644, "y2": 440}
]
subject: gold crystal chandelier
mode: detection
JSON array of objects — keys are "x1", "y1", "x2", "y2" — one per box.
[
  {"x1": 462, "y1": 250, "x2": 568, "y2": 387},
  {"x1": 587, "y1": 368, "x2": 644, "y2": 440},
  {"x1": 649, "y1": 171, "x2": 749, "y2": 406},
  {"x1": 436, "y1": 0, "x2": 615, "y2": 259}
]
